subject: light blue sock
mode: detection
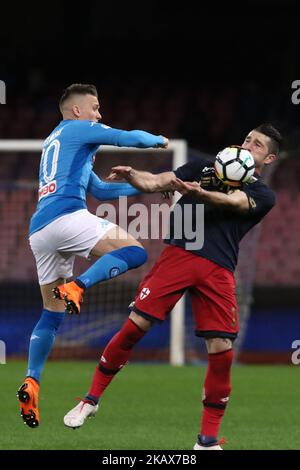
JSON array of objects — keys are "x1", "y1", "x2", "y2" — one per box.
[
  {"x1": 76, "y1": 246, "x2": 147, "y2": 290},
  {"x1": 26, "y1": 309, "x2": 65, "y2": 383}
]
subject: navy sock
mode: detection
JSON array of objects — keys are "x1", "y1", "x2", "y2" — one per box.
[
  {"x1": 76, "y1": 246, "x2": 147, "y2": 289},
  {"x1": 199, "y1": 435, "x2": 218, "y2": 446},
  {"x1": 26, "y1": 309, "x2": 65, "y2": 382}
]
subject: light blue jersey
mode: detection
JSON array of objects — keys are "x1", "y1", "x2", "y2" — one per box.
[{"x1": 29, "y1": 120, "x2": 164, "y2": 235}]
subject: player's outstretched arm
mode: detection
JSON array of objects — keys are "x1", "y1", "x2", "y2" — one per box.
[
  {"x1": 116, "y1": 130, "x2": 169, "y2": 148},
  {"x1": 107, "y1": 166, "x2": 176, "y2": 193},
  {"x1": 87, "y1": 171, "x2": 141, "y2": 200},
  {"x1": 172, "y1": 178, "x2": 250, "y2": 212}
]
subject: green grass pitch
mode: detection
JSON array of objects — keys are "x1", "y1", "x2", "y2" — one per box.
[{"x1": 0, "y1": 361, "x2": 299, "y2": 450}]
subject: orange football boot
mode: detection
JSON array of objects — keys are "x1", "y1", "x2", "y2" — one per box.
[
  {"x1": 17, "y1": 377, "x2": 40, "y2": 428},
  {"x1": 52, "y1": 281, "x2": 84, "y2": 315}
]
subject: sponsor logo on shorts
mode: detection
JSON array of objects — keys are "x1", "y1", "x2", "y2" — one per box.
[
  {"x1": 140, "y1": 287, "x2": 150, "y2": 300},
  {"x1": 38, "y1": 180, "x2": 57, "y2": 200},
  {"x1": 100, "y1": 220, "x2": 110, "y2": 227},
  {"x1": 110, "y1": 267, "x2": 120, "y2": 278}
]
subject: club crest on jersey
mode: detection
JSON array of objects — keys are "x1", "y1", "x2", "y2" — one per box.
[
  {"x1": 140, "y1": 287, "x2": 150, "y2": 300},
  {"x1": 38, "y1": 180, "x2": 57, "y2": 200}
]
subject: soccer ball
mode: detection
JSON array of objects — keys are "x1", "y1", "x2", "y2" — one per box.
[{"x1": 214, "y1": 146, "x2": 255, "y2": 187}]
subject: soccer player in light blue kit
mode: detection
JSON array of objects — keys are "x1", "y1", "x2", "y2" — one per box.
[{"x1": 17, "y1": 83, "x2": 169, "y2": 428}]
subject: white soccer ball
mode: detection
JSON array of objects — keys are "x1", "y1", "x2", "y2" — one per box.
[{"x1": 214, "y1": 146, "x2": 255, "y2": 187}]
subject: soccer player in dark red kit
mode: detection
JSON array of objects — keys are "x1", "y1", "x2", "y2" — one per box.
[{"x1": 63, "y1": 124, "x2": 282, "y2": 450}]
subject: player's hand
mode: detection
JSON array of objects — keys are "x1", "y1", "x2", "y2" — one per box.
[{"x1": 107, "y1": 166, "x2": 133, "y2": 181}]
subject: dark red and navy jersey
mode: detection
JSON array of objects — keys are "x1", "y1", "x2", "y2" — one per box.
[{"x1": 164, "y1": 158, "x2": 275, "y2": 272}]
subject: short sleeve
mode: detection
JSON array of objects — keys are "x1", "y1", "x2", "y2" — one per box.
[
  {"x1": 242, "y1": 181, "x2": 276, "y2": 217},
  {"x1": 174, "y1": 159, "x2": 213, "y2": 182}
]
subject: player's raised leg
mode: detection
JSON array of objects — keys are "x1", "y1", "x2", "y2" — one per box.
[
  {"x1": 53, "y1": 226, "x2": 147, "y2": 315},
  {"x1": 193, "y1": 338, "x2": 233, "y2": 450},
  {"x1": 64, "y1": 244, "x2": 190, "y2": 428},
  {"x1": 17, "y1": 278, "x2": 66, "y2": 428},
  {"x1": 64, "y1": 312, "x2": 152, "y2": 428}
]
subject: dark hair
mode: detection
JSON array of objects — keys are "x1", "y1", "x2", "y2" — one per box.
[
  {"x1": 254, "y1": 123, "x2": 283, "y2": 155},
  {"x1": 59, "y1": 83, "x2": 98, "y2": 111}
]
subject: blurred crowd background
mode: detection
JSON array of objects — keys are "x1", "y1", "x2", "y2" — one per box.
[{"x1": 1, "y1": 1, "x2": 300, "y2": 152}]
